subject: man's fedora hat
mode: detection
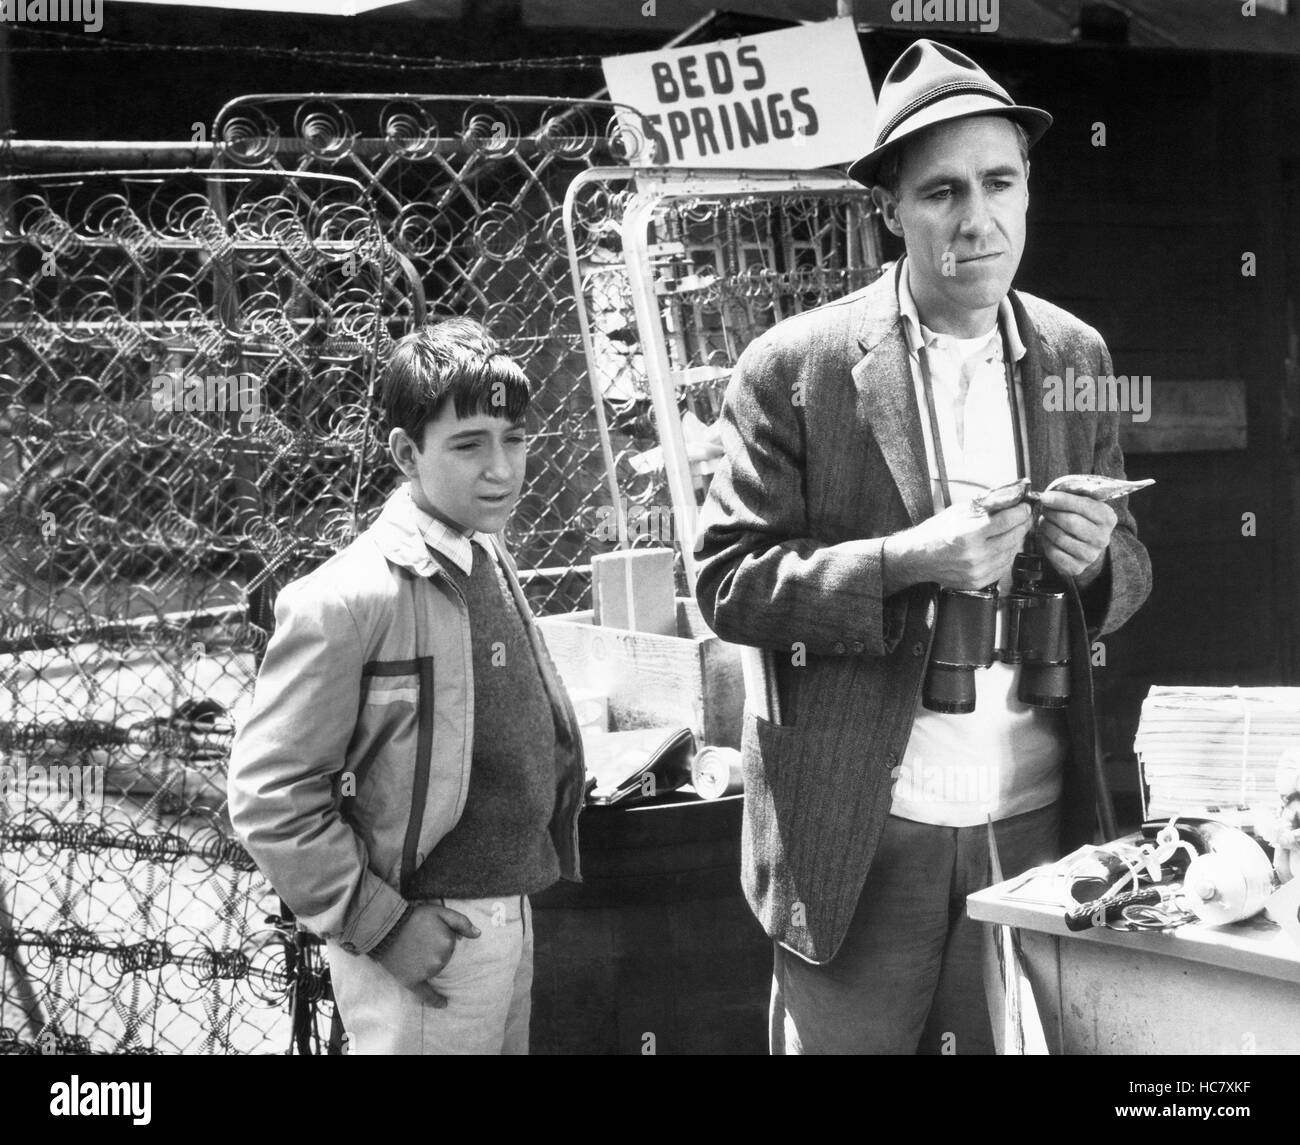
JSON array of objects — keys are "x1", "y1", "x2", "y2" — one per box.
[{"x1": 848, "y1": 39, "x2": 1052, "y2": 188}]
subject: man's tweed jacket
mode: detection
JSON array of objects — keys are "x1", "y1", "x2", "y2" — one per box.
[{"x1": 694, "y1": 266, "x2": 1152, "y2": 964}]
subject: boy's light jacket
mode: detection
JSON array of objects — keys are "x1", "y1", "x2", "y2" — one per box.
[{"x1": 227, "y1": 486, "x2": 587, "y2": 956}]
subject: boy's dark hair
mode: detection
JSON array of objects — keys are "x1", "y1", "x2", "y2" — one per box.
[{"x1": 377, "y1": 317, "x2": 532, "y2": 443}]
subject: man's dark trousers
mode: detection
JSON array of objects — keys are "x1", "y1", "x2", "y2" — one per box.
[{"x1": 770, "y1": 801, "x2": 1059, "y2": 1054}]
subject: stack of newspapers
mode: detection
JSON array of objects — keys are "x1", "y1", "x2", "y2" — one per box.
[{"x1": 1136, "y1": 686, "x2": 1300, "y2": 828}]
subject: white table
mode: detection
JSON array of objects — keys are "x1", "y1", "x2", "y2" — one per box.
[{"x1": 967, "y1": 871, "x2": 1300, "y2": 1054}]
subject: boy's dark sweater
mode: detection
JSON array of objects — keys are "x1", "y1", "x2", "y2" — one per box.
[{"x1": 407, "y1": 544, "x2": 560, "y2": 900}]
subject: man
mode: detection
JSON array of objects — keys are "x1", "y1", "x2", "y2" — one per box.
[{"x1": 693, "y1": 39, "x2": 1151, "y2": 1054}]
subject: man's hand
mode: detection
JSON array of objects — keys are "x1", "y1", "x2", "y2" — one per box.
[
  {"x1": 372, "y1": 903, "x2": 481, "y2": 1007},
  {"x1": 883, "y1": 501, "x2": 1032, "y2": 593},
  {"x1": 1036, "y1": 490, "x2": 1117, "y2": 581}
]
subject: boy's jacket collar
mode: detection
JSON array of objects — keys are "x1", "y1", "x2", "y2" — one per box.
[{"x1": 368, "y1": 485, "x2": 501, "y2": 579}]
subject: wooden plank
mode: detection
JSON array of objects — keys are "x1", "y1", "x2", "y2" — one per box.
[
  {"x1": 1119, "y1": 379, "x2": 1247, "y2": 453},
  {"x1": 537, "y1": 598, "x2": 744, "y2": 748}
]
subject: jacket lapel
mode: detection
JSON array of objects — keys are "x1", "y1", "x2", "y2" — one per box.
[
  {"x1": 852, "y1": 276, "x2": 933, "y2": 527},
  {"x1": 1011, "y1": 291, "x2": 1067, "y2": 490},
  {"x1": 369, "y1": 485, "x2": 443, "y2": 579}
]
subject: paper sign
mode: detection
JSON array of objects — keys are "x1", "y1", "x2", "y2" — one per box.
[{"x1": 601, "y1": 17, "x2": 875, "y2": 170}]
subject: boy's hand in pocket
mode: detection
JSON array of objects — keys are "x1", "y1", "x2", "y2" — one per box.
[{"x1": 373, "y1": 904, "x2": 481, "y2": 1007}]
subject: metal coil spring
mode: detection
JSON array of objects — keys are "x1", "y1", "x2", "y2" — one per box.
[
  {"x1": 0, "y1": 817, "x2": 256, "y2": 871},
  {"x1": 0, "y1": 928, "x2": 314, "y2": 990},
  {"x1": 0, "y1": 1027, "x2": 161, "y2": 1055},
  {"x1": 0, "y1": 718, "x2": 235, "y2": 761}
]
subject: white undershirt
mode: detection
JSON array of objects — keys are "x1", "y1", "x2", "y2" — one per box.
[{"x1": 890, "y1": 260, "x2": 1065, "y2": 827}]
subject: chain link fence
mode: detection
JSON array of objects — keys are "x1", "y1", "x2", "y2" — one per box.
[
  {"x1": 0, "y1": 91, "x2": 883, "y2": 1054},
  {"x1": 0, "y1": 98, "x2": 664, "y2": 1054}
]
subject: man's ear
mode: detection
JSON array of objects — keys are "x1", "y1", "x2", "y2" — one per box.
[
  {"x1": 871, "y1": 185, "x2": 905, "y2": 237},
  {"x1": 388, "y1": 426, "x2": 417, "y2": 475}
]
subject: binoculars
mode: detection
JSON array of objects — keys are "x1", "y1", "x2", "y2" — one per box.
[{"x1": 922, "y1": 550, "x2": 1071, "y2": 714}]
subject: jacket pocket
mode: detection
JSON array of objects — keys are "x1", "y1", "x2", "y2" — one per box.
[
  {"x1": 743, "y1": 706, "x2": 805, "y2": 811},
  {"x1": 346, "y1": 660, "x2": 431, "y2": 886}
]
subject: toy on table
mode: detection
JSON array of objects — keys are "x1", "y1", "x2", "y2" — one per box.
[{"x1": 1273, "y1": 748, "x2": 1300, "y2": 884}]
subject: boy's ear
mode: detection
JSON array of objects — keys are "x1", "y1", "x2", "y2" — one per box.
[{"x1": 388, "y1": 426, "x2": 418, "y2": 475}]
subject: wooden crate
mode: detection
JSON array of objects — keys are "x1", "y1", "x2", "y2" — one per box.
[{"x1": 537, "y1": 598, "x2": 744, "y2": 749}]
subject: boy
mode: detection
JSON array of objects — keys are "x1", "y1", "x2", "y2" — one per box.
[{"x1": 228, "y1": 318, "x2": 587, "y2": 1054}]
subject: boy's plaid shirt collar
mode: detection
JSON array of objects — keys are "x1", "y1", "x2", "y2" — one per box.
[{"x1": 399, "y1": 483, "x2": 497, "y2": 576}]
